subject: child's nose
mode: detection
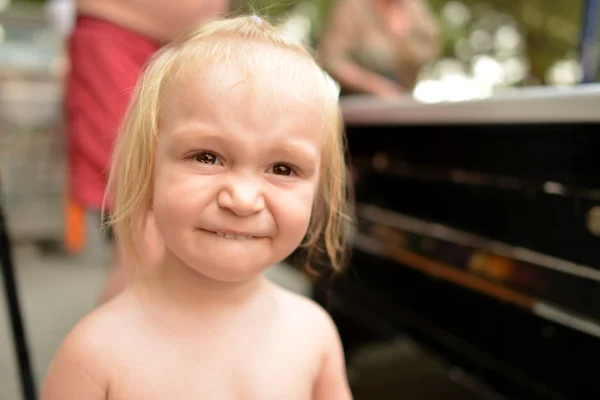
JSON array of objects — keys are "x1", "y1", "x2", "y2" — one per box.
[{"x1": 217, "y1": 179, "x2": 265, "y2": 216}]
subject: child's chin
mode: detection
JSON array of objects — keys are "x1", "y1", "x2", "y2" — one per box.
[{"x1": 189, "y1": 258, "x2": 273, "y2": 283}]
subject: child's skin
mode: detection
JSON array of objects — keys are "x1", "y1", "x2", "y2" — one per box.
[{"x1": 41, "y1": 21, "x2": 353, "y2": 400}]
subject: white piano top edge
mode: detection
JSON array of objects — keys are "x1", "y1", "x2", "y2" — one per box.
[{"x1": 340, "y1": 84, "x2": 600, "y2": 125}]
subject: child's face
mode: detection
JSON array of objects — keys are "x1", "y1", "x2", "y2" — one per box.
[{"x1": 152, "y1": 51, "x2": 326, "y2": 282}]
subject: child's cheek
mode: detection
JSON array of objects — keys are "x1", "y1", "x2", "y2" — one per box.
[
  {"x1": 272, "y1": 184, "x2": 315, "y2": 240},
  {"x1": 152, "y1": 166, "x2": 211, "y2": 218}
]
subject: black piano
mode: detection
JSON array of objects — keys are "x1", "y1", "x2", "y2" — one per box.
[{"x1": 312, "y1": 86, "x2": 600, "y2": 400}]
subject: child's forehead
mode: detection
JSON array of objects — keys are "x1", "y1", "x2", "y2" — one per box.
[
  {"x1": 162, "y1": 41, "x2": 327, "y2": 110},
  {"x1": 157, "y1": 43, "x2": 331, "y2": 144}
]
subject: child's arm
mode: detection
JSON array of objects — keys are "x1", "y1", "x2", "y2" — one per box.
[
  {"x1": 312, "y1": 312, "x2": 354, "y2": 400},
  {"x1": 41, "y1": 321, "x2": 110, "y2": 400}
]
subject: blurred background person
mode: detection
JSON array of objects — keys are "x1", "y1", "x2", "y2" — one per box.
[
  {"x1": 47, "y1": 0, "x2": 229, "y2": 304},
  {"x1": 317, "y1": 0, "x2": 440, "y2": 96},
  {"x1": 377, "y1": 0, "x2": 440, "y2": 91}
]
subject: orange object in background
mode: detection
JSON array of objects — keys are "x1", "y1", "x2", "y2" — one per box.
[
  {"x1": 469, "y1": 251, "x2": 515, "y2": 283},
  {"x1": 64, "y1": 198, "x2": 84, "y2": 254},
  {"x1": 485, "y1": 255, "x2": 515, "y2": 283}
]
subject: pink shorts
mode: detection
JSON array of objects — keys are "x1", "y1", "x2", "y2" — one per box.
[{"x1": 66, "y1": 16, "x2": 160, "y2": 210}]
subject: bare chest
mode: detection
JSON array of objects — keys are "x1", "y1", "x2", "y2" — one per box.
[{"x1": 108, "y1": 333, "x2": 320, "y2": 400}]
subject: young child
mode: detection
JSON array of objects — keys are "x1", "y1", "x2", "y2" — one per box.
[{"x1": 41, "y1": 15, "x2": 354, "y2": 400}]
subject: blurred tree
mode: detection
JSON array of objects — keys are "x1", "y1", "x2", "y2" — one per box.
[{"x1": 427, "y1": 0, "x2": 583, "y2": 85}]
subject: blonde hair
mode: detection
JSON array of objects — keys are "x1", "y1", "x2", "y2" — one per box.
[{"x1": 106, "y1": 15, "x2": 354, "y2": 274}]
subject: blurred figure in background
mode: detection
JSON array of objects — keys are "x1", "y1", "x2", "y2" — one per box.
[
  {"x1": 317, "y1": 0, "x2": 440, "y2": 96},
  {"x1": 47, "y1": 0, "x2": 229, "y2": 303}
]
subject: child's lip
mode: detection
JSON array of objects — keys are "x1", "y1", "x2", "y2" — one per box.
[{"x1": 199, "y1": 228, "x2": 266, "y2": 238}]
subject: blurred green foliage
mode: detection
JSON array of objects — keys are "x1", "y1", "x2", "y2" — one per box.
[
  {"x1": 427, "y1": 0, "x2": 583, "y2": 84},
  {"x1": 15, "y1": 0, "x2": 586, "y2": 84}
]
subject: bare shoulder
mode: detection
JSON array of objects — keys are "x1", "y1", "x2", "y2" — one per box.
[
  {"x1": 272, "y1": 285, "x2": 353, "y2": 399},
  {"x1": 272, "y1": 284, "x2": 339, "y2": 340},
  {"x1": 41, "y1": 296, "x2": 136, "y2": 400}
]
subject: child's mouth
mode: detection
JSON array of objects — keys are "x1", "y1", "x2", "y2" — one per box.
[
  {"x1": 199, "y1": 228, "x2": 258, "y2": 240},
  {"x1": 214, "y1": 231, "x2": 254, "y2": 240}
]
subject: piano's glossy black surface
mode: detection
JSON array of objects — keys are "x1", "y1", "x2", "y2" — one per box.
[{"x1": 315, "y1": 86, "x2": 600, "y2": 400}]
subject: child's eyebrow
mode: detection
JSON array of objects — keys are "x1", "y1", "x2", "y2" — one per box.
[
  {"x1": 165, "y1": 126, "x2": 319, "y2": 163},
  {"x1": 166, "y1": 127, "x2": 234, "y2": 146},
  {"x1": 275, "y1": 140, "x2": 319, "y2": 164}
]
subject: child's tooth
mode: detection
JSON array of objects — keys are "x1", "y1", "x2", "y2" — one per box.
[{"x1": 216, "y1": 232, "x2": 253, "y2": 240}]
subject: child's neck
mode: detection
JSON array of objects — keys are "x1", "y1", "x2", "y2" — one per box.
[{"x1": 138, "y1": 250, "x2": 270, "y2": 317}]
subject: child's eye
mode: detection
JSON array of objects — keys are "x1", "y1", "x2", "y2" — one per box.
[
  {"x1": 268, "y1": 163, "x2": 295, "y2": 176},
  {"x1": 193, "y1": 151, "x2": 222, "y2": 165}
]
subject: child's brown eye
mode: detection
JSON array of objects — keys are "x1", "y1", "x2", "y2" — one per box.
[
  {"x1": 270, "y1": 164, "x2": 293, "y2": 176},
  {"x1": 194, "y1": 152, "x2": 221, "y2": 165}
]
